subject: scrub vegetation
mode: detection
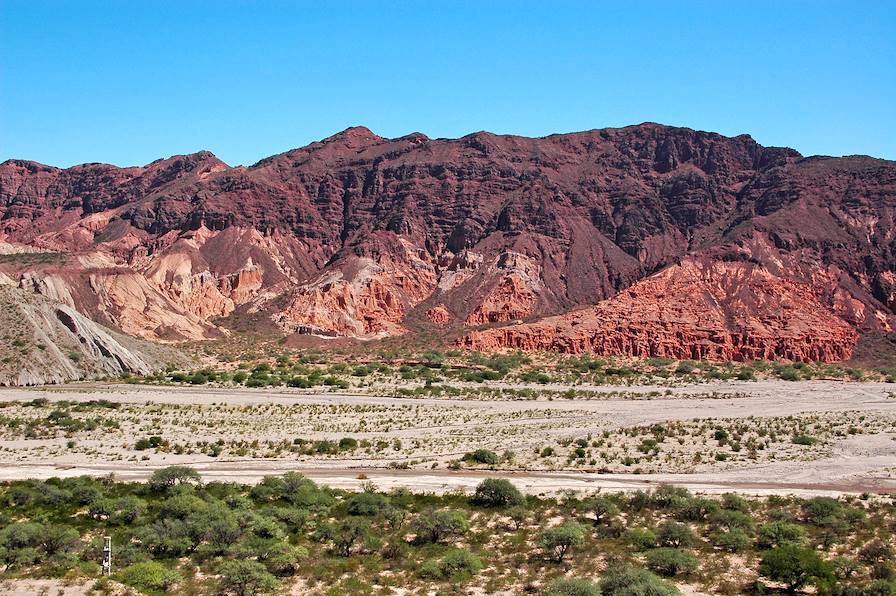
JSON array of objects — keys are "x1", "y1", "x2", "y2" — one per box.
[{"x1": 0, "y1": 471, "x2": 893, "y2": 595}]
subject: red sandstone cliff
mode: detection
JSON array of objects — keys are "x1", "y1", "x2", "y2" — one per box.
[{"x1": 460, "y1": 260, "x2": 860, "y2": 362}]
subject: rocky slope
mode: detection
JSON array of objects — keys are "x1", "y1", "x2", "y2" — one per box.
[
  {"x1": 1, "y1": 124, "x2": 894, "y2": 361},
  {"x1": 0, "y1": 280, "x2": 187, "y2": 385},
  {"x1": 461, "y1": 259, "x2": 860, "y2": 362}
]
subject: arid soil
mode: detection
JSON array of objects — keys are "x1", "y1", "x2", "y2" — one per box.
[{"x1": 0, "y1": 379, "x2": 892, "y2": 496}]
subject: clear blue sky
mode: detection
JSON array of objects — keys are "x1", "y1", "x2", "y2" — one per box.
[{"x1": 2, "y1": 1, "x2": 894, "y2": 167}]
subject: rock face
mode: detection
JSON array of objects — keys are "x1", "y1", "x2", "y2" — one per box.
[
  {"x1": 0, "y1": 281, "x2": 188, "y2": 385},
  {"x1": 461, "y1": 260, "x2": 860, "y2": 362},
  {"x1": 1, "y1": 123, "x2": 894, "y2": 361},
  {"x1": 426, "y1": 305, "x2": 452, "y2": 326}
]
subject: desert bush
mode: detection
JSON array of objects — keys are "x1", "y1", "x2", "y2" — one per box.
[
  {"x1": 419, "y1": 548, "x2": 483, "y2": 581},
  {"x1": 505, "y1": 505, "x2": 528, "y2": 530},
  {"x1": 708, "y1": 509, "x2": 754, "y2": 531},
  {"x1": 712, "y1": 528, "x2": 751, "y2": 553},
  {"x1": 624, "y1": 527, "x2": 657, "y2": 550},
  {"x1": 539, "y1": 521, "x2": 586, "y2": 562},
  {"x1": 412, "y1": 510, "x2": 470, "y2": 544},
  {"x1": 463, "y1": 449, "x2": 500, "y2": 465},
  {"x1": 656, "y1": 521, "x2": 696, "y2": 548},
  {"x1": 645, "y1": 548, "x2": 699, "y2": 576},
  {"x1": 860, "y1": 540, "x2": 894, "y2": 565},
  {"x1": 117, "y1": 561, "x2": 182, "y2": 593},
  {"x1": 330, "y1": 518, "x2": 371, "y2": 556},
  {"x1": 345, "y1": 491, "x2": 390, "y2": 516},
  {"x1": 217, "y1": 559, "x2": 280, "y2": 595},
  {"x1": 543, "y1": 577, "x2": 601, "y2": 596},
  {"x1": 471, "y1": 478, "x2": 525, "y2": 508},
  {"x1": 757, "y1": 521, "x2": 807, "y2": 548},
  {"x1": 674, "y1": 496, "x2": 719, "y2": 521},
  {"x1": 759, "y1": 544, "x2": 835, "y2": 592},
  {"x1": 599, "y1": 563, "x2": 680, "y2": 595}
]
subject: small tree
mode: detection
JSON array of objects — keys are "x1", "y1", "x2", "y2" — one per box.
[
  {"x1": 412, "y1": 510, "x2": 470, "y2": 544},
  {"x1": 656, "y1": 521, "x2": 696, "y2": 548},
  {"x1": 539, "y1": 522, "x2": 586, "y2": 563},
  {"x1": 759, "y1": 545, "x2": 835, "y2": 593},
  {"x1": 330, "y1": 518, "x2": 371, "y2": 556},
  {"x1": 471, "y1": 478, "x2": 525, "y2": 508},
  {"x1": 148, "y1": 465, "x2": 201, "y2": 492},
  {"x1": 584, "y1": 495, "x2": 619, "y2": 525},
  {"x1": 217, "y1": 559, "x2": 280, "y2": 596},
  {"x1": 0, "y1": 522, "x2": 44, "y2": 570},
  {"x1": 506, "y1": 505, "x2": 528, "y2": 530}
]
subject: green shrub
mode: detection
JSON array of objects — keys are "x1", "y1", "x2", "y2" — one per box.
[
  {"x1": 543, "y1": 577, "x2": 601, "y2": 596},
  {"x1": 623, "y1": 527, "x2": 657, "y2": 550},
  {"x1": 585, "y1": 495, "x2": 619, "y2": 524},
  {"x1": 712, "y1": 528, "x2": 751, "y2": 552},
  {"x1": 645, "y1": 548, "x2": 699, "y2": 576},
  {"x1": 148, "y1": 465, "x2": 201, "y2": 492},
  {"x1": 329, "y1": 518, "x2": 371, "y2": 556},
  {"x1": 338, "y1": 437, "x2": 358, "y2": 450},
  {"x1": 419, "y1": 548, "x2": 483, "y2": 581},
  {"x1": 599, "y1": 564, "x2": 680, "y2": 595},
  {"x1": 758, "y1": 521, "x2": 807, "y2": 548},
  {"x1": 778, "y1": 366, "x2": 801, "y2": 381},
  {"x1": 736, "y1": 368, "x2": 755, "y2": 381},
  {"x1": 656, "y1": 521, "x2": 696, "y2": 548},
  {"x1": 759, "y1": 545, "x2": 835, "y2": 592},
  {"x1": 471, "y1": 478, "x2": 525, "y2": 508},
  {"x1": 412, "y1": 510, "x2": 470, "y2": 544},
  {"x1": 118, "y1": 561, "x2": 182, "y2": 593},
  {"x1": 675, "y1": 362, "x2": 695, "y2": 374},
  {"x1": 463, "y1": 449, "x2": 500, "y2": 465},
  {"x1": 217, "y1": 559, "x2": 279, "y2": 595},
  {"x1": 539, "y1": 521, "x2": 586, "y2": 562},
  {"x1": 345, "y1": 491, "x2": 389, "y2": 516}
]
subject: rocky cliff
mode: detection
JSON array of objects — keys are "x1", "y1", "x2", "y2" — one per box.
[
  {"x1": 0, "y1": 280, "x2": 188, "y2": 385},
  {"x1": 461, "y1": 260, "x2": 860, "y2": 362},
  {"x1": 1, "y1": 123, "x2": 894, "y2": 361}
]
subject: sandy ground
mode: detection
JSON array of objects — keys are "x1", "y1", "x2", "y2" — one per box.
[
  {"x1": 0, "y1": 380, "x2": 892, "y2": 496},
  {"x1": 0, "y1": 579, "x2": 95, "y2": 595}
]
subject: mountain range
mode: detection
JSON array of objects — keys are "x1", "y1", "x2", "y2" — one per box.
[{"x1": 2, "y1": 123, "x2": 894, "y2": 366}]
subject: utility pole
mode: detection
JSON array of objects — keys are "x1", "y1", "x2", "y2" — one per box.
[{"x1": 102, "y1": 536, "x2": 112, "y2": 576}]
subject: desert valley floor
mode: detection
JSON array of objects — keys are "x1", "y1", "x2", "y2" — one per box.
[{"x1": 1, "y1": 379, "x2": 893, "y2": 497}]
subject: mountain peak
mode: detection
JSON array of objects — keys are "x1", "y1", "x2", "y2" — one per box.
[{"x1": 322, "y1": 126, "x2": 383, "y2": 145}]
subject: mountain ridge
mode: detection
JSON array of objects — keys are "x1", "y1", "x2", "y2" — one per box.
[{"x1": 1, "y1": 123, "x2": 894, "y2": 362}]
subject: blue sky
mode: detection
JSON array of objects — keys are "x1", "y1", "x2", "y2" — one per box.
[{"x1": 2, "y1": 1, "x2": 894, "y2": 167}]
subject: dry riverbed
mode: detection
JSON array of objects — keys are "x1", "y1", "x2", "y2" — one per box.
[{"x1": 0, "y1": 380, "x2": 893, "y2": 496}]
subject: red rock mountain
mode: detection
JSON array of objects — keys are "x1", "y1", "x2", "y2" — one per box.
[{"x1": 1, "y1": 124, "x2": 894, "y2": 361}]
